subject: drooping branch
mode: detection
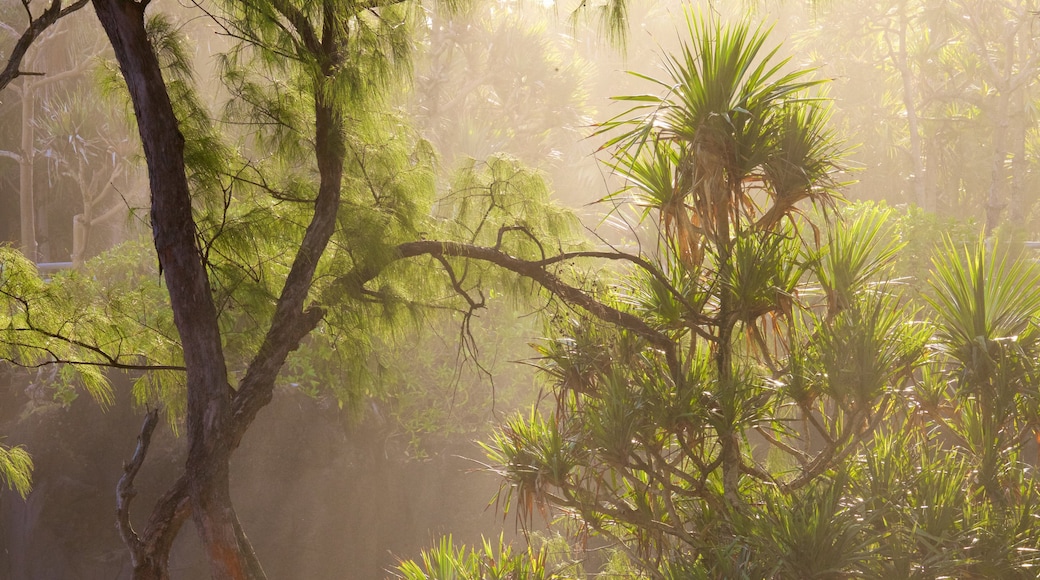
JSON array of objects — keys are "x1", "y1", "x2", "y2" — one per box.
[
  {"x1": 0, "y1": 0, "x2": 90, "y2": 92},
  {"x1": 432, "y1": 254, "x2": 484, "y2": 311},
  {"x1": 0, "y1": 286, "x2": 187, "y2": 372},
  {"x1": 404, "y1": 241, "x2": 673, "y2": 348},
  {"x1": 336, "y1": 239, "x2": 683, "y2": 382}
]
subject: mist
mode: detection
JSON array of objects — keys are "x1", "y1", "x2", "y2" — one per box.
[{"x1": 1, "y1": 0, "x2": 1039, "y2": 578}]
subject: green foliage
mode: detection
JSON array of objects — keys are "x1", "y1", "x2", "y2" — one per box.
[
  {"x1": 477, "y1": 13, "x2": 1040, "y2": 579},
  {"x1": 0, "y1": 239, "x2": 190, "y2": 419},
  {"x1": 482, "y1": 207, "x2": 1040, "y2": 577},
  {"x1": 0, "y1": 442, "x2": 33, "y2": 498},
  {"x1": 437, "y1": 154, "x2": 582, "y2": 256},
  {"x1": 413, "y1": 8, "x2": 594, "y2": 181},
  {"x1": 891, "y1": 204, "x2": 979, "y2": 285},
  {"x1": 802, "y1": 0, "x2": 1040, "y2": 230},
  {"x1": 811, "y1": 203, "x2": 901, "y2": 313},
  {"x1": 0, "y1": 0, "x2": 584, "y2": 434},
  {"x1": 374, "y1": 301, "x2": 540, "y2": 458},
  {"x1": 754, "y1": 473, "x2": 875, "y2": 579},
  {"x1": 394, "y1": 534, "x2": 564, "y2": 580}
]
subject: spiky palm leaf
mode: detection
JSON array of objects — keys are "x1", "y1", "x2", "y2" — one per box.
[
  {"x1": 927, "y1": 237, "x2": 1040, "y2": 374},
  {"x1": 601, "y1": 12, "x2": 837, "y2": 260},
  {"x1": 812, "y1": 204, "x2": 902, "y2": 315}
]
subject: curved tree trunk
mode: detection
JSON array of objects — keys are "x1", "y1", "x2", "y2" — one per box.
[
  {"x1": 93, "y1": 1, "x2": 348, "y2": 577},
  {"x1": 89, "y1": 1, "x2": 248, "y2": 577}
]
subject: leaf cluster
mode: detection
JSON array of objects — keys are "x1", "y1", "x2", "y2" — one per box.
[{"x1": 477, "y1": 13, "x2": 1040, "y2": 578}]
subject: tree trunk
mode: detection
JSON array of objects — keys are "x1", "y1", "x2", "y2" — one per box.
[
  {"x1": 1006, "y1": 62, "x2": 1028, "y2": 230},
  {"x1": 894, "y1": 0, "x2": 927, "y2": 210},
  {"x1": 19, "y1": 77, "x2": 36, "y2": 262},
  {"x1": 93, "y1": 2, "x2": 351, "y2": 577},
  {"x1": 984, "y1": 91, "x2": 1010, "y2": 234},
  {"x1": 90, "y1": 1, "x2": 249, "y2": 577}
]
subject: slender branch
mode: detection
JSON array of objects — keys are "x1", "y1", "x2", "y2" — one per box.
[
  {"x1": 267, "y1": 0, "x2": 321, "y2": 55},
  {"x1": 780, "y1": 401, "x2": 888, "y2": 493},
  {"x1": 116, "y1": 408, "x2": 160, "y2": 567},
  {"x1": 0, "y1": 286, "x2": 186, "y2": 371},
  {"x1": 755, "y1": 425, "x2": 809, "y2": 467},
  {"x1": 344, "y1": 240, "x2": 676, "y2": 352},
  {"x1": 0, "y1": 351, "x2": 185, "y2": 372},
  {"x1": 357, "y1": 0, "x2": 410, "y2": 10},
  {"x1": 0, "y1": 0, "x2": 90, "y2": 92},
  {"x1": 30, "y1": 51, "x2": 95, "y2": 88},
  {"x1": 0, "y1": 20, "x2": 17, "y2": 38},
  {"x1": 801, "y1": 402, "x2": 836, "y2": 446},
  {"x1": 432, "y1": 254, "x2": 484, "y2": 310}
]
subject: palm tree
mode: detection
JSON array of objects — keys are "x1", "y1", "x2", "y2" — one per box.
[
  {"x1": 599, "y1": 11, "x2": 844, "y2": 503},
  {"x1": 480, "y1": 11, "x2": 1040, "y2": 578},
  {"x1": 481, "y1": 13, "x2": 858, "y2": 575}
]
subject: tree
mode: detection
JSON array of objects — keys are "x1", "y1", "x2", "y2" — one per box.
[
  {"x1": 38, "y1": 81, "x2": 140, "y2": 267},
  {"x1": 412, "y1": 2, "x2": 597, "y2": 204},
  {"x1": 804, "y1": 0, "x2": 1040, "y2": 232},
  {"x1": 71, "y1": 0, "x2": 630, "y2": 577},
  {"x1": 0, "y1": 0, "x2": 92, "y2": 260},
  {"x1": 87, "y1": 0, "x2": 398, "y2": 575},
  {"x1": 479, "y1": 13, "x2": 1040, "y2": 578},
  {"x1": 0, "y1": 0, "x2": 92, "y2": 501},
  {"x1": 4, "y1": 0, "x2": 1038, "y2": 577},
  {"x1": 0, "y1": 19, "x2": 130, "y2": 265}
]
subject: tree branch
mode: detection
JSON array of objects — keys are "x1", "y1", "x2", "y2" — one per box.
[
  {"x1": 267, "y1": 0, "x2": 321, "y2": 56},
  {"x1": 0, "y1": 0, "x2": 90, "y2": 92},
  {"x1": 117, "y1": 408, "x2": 160, "y2": 567},
  {"x1": 0, "y1": 149, "x2": 22, "y2": 163},
  {"x1": 354, "y1": 241, "x2": 676, "y2": 351},
  {"x1": 229, "y1": 16, "x2": 348, "y2": 448}
]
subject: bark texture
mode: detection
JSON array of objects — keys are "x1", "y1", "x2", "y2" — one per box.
[
  {"x1": 93, "y1": 1, "x2": 345, "y2": 577},
  {"x1": 91, "y1": 0, "x2": 244, "y2": 577}
]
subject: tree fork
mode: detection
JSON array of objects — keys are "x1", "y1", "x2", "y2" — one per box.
[
  {"x1": 93, "y1": 1, "x2": 350, "y2": 577},
  {"x1": 91, "y1": 1, "x2": 245, "y2": 577}
]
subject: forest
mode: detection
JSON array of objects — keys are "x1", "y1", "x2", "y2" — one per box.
[{"x1": 1, "y1": 0, "x2": 1040, "y2": 578}]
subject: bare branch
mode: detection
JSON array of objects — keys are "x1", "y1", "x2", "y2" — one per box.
[
  {"x1": 432, "y1": 254, "x2": 484, "y2": 311},
  {"x1": 0, "y1": 150, "x2": 22, "y2": 163},
  {"x1": 350, "y1": 240, "x2": 676, "y2": 351},
  {"x1": 117, "y1": 408, "x2": 160, "y2": 567},
  {"x1": 0, "y1": 0, "x2": 90, "y2": 92}
]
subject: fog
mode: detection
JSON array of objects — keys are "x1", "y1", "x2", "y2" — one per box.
[{"x1": 1, "y1": 0, "x2": 1038, "y2": 578}]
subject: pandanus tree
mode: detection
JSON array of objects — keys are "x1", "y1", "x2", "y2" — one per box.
[
  {"x1": 485, "y1": 12, "x2": 856, "y2": 566},
  {"x1": 595, "y1": 15, "x2": 847, "y2": 505},
  {"x1": 481, "y1": 14, "x2": 1040, "y2": 578}
]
